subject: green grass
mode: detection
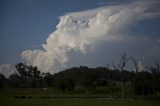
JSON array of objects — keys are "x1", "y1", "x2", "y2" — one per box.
[
  {"x1": 1, "y1": 97, "x2": 160, "y2": 106},
  {"x1": 0, "y1": 88, "x2": 160, "y2": 106}
]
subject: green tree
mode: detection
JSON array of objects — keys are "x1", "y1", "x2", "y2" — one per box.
[
  {"x1": 80, "y1": 73, "x2": 97, "y2": 94},
  {"x1": 9, "y1": 73, "x2": 20, "y2": 88},
  {"x1": 131, "y1": 58, "x2": 139, "y2": 98},
  {"x1": 135, "y1": 72, "x2": 153, "y2": 96},
  {"x1": 0, "y1": 74, "x2": 7, "y2": 88},
  {"x1": 15, "y1": 63, "x2": 28, "y2": 87},
  {"x1": 114, "y1": 52, "x2": 132, "y2": 99},
  {"x1": 150, "y1": 59, "x2": 160, "y2": 96},
  {"x1": 15, "y1": 63, "x2": 41, "y2": 88},
  {"x1": 43, "y1": 72, "x2": 54, "y2": 87}
]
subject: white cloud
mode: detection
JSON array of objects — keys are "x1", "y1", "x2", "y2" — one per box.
[
  {"x1": 0, "y1": 64, "x2": 15, "y2": 78},
  {"x1": 21, "y1": 1, "x2": 160, "y2": 73},
  {"x1": 138, "y1": 61, "x2": 144, "y2": 72}
]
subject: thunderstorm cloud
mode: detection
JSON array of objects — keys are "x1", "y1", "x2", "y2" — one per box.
[{"x1": 1, "y1": 0, "x2": 160, "y2": 76}]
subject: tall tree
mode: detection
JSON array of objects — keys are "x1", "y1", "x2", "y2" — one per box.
[
  {"x1": 118, "y1": 52, "x2": 132, "y2": 99},
  {"x1": 15, "y1": 63, "x2": 41, "y2": 88},
  {"x1": 150, "y1": 59, "x2": 160, "y2": 96},
  {"x1": 0, "y1": 74, "x2": 7, "y2": 88},
  {"x1": 15, "y1": 63, "x2": 27, "y2": 87},
  {"x1": 9, "y1": 73, "x2": 20, "y2": 88},
  {"x1": 131, "y1": 58, "x2": 139, "y2": 97}
]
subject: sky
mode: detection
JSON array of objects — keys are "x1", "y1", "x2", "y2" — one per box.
[
  {"x1": 0, "y1": 0, "x2": 124, "y2": 64},
  {"x1": 0, "y1": 0, "x2": 160, "y2": 76}
]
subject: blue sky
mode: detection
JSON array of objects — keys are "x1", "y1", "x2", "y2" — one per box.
[
  {"x1": 0, "y1": 0, "x2": 160, "y2": 70},
  {"x1": 0, "y1": 0, "x2": 115, "y2": 64}
]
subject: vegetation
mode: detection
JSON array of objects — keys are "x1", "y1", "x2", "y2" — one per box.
[
  {"x1": 0, "y1": 88, "x2": 160, "y2": 106},
  {"x1": 0, "y1": 53, "x2": 160, "y2": 106},
  {"x1": 0, "y1": 60, "x2": 160, "y2": 98}
]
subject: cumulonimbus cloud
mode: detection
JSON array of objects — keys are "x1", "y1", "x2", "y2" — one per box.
[
  {"x1": 0, "y1": 64, "x2": 16, "y2": 77},
  {"x1": 20, "y1": 0, "x2": 160, "y2": 74},
  {"x1": 0, "y1": 0, "x2": 159, "y2": 76}
]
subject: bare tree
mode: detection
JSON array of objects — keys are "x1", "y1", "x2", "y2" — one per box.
[
  {"x1": 118, "y1": 52, "x2": 132, "y2": 100},
  {"x1": 106, "y1": 64, "x2": 113, "y2": 99},
  {"x1": 112, "y1": 59, "x2": 118, "y2": 71},
  {"x1": 150, "y1": 58, "x2": 160, "y2": 96},
  {"x1": 132, "y1": 58, "x2": 139, "y2": 74},
  {"x1": 131, "y1": 58, "x2": 139, "y2": 97},
  {"x1": 154, "y1": 59, "x2": 160, "y2": 72},
  {"x1": 106, "y1": 64, "x2": 110, "y2": 71}
]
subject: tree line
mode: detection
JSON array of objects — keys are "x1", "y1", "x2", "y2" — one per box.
[{"x1": 0, "y1": 52, "x2": 160, "y2": 99}]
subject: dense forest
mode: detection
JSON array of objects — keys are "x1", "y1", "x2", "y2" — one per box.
[{"x1": 0, "y1": 53, "x2": 160, "y2": 99}]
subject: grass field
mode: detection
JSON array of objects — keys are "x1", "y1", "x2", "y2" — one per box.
[
  {"x1": 0, "y1": 88, "x2": 160, "y2": 106},
  {"x1": 1, "y1": 97, "x2": 160, "y2": 106}
]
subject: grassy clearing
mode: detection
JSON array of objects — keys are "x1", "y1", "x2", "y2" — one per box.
[
  {"x1": 0, "y1": 88, "x2": 159, "y2": 106},
  {"x1": 1, "y1": 97, "x2": 160, "y2": 106}
]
